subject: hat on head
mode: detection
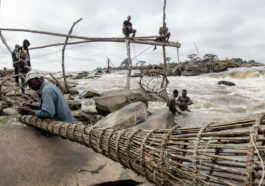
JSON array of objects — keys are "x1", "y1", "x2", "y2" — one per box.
[
  {"x1": 23, "y1": 70, "x2": 42, "y2": 86},
  {"x1": 23, "y1": 39, "x2": 30, "y2": 46}
]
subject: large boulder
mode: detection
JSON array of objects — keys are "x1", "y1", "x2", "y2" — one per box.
[
  {"x1": 79, "y1": 87, "x2": 101, "y2": 99},
  {"x1": 94, "y1": 89, "x2": 149, "y2": 115},
  {"x1": 133, "y1": 110, "x2": 174, "y2": 130},
  {"x1": 94, "y1": 102, "x2": 148, "y2": 130}
]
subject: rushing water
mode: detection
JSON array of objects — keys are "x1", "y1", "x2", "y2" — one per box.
[{"x1": 76, "y1": 66, "x2": 265, "y2": 127}]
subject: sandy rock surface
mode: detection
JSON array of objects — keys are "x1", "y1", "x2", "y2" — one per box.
[{"x1": 0, "y1": 121, "x2": 150, "y2": 186}]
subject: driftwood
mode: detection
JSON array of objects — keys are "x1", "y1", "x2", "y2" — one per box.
[
  {"x1": 0, "y1": 31, "x2": 12, "y2": 53},
  {"x1": 62, "y1": 18, "x2": 83, "y2": 93},
  {"x1": 19, "y1": 115, "x2": 265, "y2": 186},
  {"x1": 0, "y1": 28, "x2": 181, "y2": 48},
  {"x1": 125, "y1": 39, "x2": 132, "y2": 89}
]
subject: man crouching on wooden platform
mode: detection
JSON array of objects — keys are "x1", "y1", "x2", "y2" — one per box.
[{"x1": 18, "y1": 70, "x2": 74, "y2": 136}]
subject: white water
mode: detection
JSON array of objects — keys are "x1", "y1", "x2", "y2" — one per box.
[{"x1": 76, "y1": 66, "x2": 265, "y2": 127}]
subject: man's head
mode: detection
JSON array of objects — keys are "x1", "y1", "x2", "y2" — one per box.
[
  {"x1": 173, "y1": 89, "x2": 178, "y2": 98},
  {"x1": 23, "y1": 70, "x2": 43, "y2": 90},
  {"x1": 28, "y1": 77, "x2": 43, "y2": 91},
  {"x1": 163, "y1": 22, "x2": 167, "y2": 27},
  {"x1": 23, "y1": 39, "x2": 30, "y2": 48},
  {"x1": 182, "y1": 89, "x2": 187, "y2": 97},
  {"x1": 15, "y1": 44, "x2": 20, "y2": 49},
  {"x1": 127, "y1": 16, "x2": 131, "y2": 21},
  {"x1": 20, "y1": 52, "x2": 27, "y2": 60}
]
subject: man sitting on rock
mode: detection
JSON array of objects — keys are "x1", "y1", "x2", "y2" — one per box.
[
  {"x1": 177, "y1": 89, "x2": 193, "y2": 112},
  {"x1": 122, "y1": 15, "x2": 136, "y2": 37},
  {"x1": 167, "y1": 89, "x2": 180, "y2": 115},
  {"x1": 18, "y1": 70, "x2": 74, "y2": 135}
]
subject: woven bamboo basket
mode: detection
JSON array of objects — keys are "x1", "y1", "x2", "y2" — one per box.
[{"x1": 19, "y1": 114, "x2": 265, "y2": 186}]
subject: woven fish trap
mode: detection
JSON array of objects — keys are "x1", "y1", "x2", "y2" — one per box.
[
  {"x1": 139, "y1": 70, "x2": 169, "y2": 102},
  {"x1": 19, "y1": 114, "x2": 265, "y2": 186}
]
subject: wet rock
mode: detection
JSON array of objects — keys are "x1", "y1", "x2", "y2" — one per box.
[
  {"x1": 67, "y1": 100, "x2": 81, "y2": 110},
  {"x1": 94, "y1": 89, "x2": 149, "y2": 115},
  {"x1": 133, "y1": 110, "x2": 174, "y2": 130},
  {"x1": 79, "y1": 87, "x2": 101, "y2": 99},
  {"x1": 64, "y1": 94, "x2": 73, "y2": 100},
  {"x1": 82, "y1": 105, "x2": 98, "y2": 115},
  {"x1": 69, "y1": 87, "x2": 79, "y2": 95},
  {"x1": 2, "y1": 108, "x2": 18, "y2": 115},
  {"x1": 218, "y1": 81, "x2": 236, "y2": 86},
  {"x1": 94, "y1": 102, "x2": 148, "y2": 130}
]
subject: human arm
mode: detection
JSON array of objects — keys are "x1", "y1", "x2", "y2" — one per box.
[
  {"x1": 35, "y1": 89, "x2": 56, "y2": 119},
  {"x1": 187, "y1": 97, "x2": 193, "y2": 105},
  {"x1": 23, "y1": 104, "x2": 40, "y2": 110}
]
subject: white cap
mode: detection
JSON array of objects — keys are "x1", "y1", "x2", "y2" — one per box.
[{"x1": 23, "y1": 70, "x2": 43, "y2": 86}]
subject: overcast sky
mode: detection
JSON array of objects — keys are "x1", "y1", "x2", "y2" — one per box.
[{"x1": 0, "y1": 0, "x2": 265, "y2": 72}]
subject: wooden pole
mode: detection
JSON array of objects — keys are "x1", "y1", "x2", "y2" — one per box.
[
  {"x1": 0, "y1": 31, "x2": 12, "y2": 54},
  {"x1": 0, "y1": 28, "x2": 181, "y2": 48},
  {"x1": 163, "y1": 0, "x2": 166, "y2": 25},
  {"x1": 106, "y1": 58, "x2": 110, "y2": 73},
  {"x1": 162, "y1": 46, "x2": 167, "y2": 87},
  {"x1": 162, "y1": 0, "x2": 167, "y2": 86},
  {"x1": 126, "y1": 39, "x2": 132, "y2": 89},
  {"x1": 177, "y1": 47, "x2": 180, "y2": 63},
  {"x1": 62, "y1": 18, "x2": 82, "y2": 93}
]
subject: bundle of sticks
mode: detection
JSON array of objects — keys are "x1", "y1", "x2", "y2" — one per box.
[{"x1": 19, "y1": 114, "x2": 265, "y2": 186}]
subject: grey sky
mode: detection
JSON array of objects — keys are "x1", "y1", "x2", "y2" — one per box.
[{"x1": 0, "y1": 0, "x2": 265, "y2": 72}]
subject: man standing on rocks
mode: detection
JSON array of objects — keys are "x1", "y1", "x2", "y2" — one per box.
[
  {"x1": 122, "y1": 16, "x2": 136, "y2": 37},
  {"x1": 167, "y1": 89, "x2": 180, "y2": 115},
  {"x1": 18, "y1": 70, "x2": 74, "y2": 135},
  {"x1": 177, "y1": 89, "x2": 193, "y2": 112}
]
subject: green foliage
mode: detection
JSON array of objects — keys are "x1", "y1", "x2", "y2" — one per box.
[{"x1": 0, "y1": 118, "x2": 7, "y2": 124}]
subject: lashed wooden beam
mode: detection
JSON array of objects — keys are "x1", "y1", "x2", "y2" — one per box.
[
  {"x1": 0, "y1": 31, "x2": 12, "y2": 53},
  {"x1": 0, "y1": 28, "x2": 181, "y2": 48}
]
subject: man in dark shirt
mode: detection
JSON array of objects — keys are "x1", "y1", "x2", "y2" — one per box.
[
  {"x1": 12, "y1": 44, "x2": 20, "y2": 83},
  {"x1": 167, "y1": 89, "x2": 180, "y2": 115},
  {"x1": 122, "y1": 16, "x2": 136, "y2": 37},
  {"x1": 177, "y1": 89, "x2": 193, "y2": 112}
]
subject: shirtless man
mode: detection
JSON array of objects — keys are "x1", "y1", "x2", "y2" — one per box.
[
  {"x1": 167, "y1": 89, "x2": 180, "y2": 115},
  {"x1": 177, "y1": 89, "x2": 193, "y2": 112},
  {"x1": 153, "y1": 23, "x2": 171, "y2": 50}
]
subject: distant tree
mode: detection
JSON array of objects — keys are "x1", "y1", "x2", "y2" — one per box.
[
  {"x1": 186, "y1": 54, "x2": 198, "y2": 61},
  {"x1": 166, "y1": 57, "x2": 172, "y2": 63},
  {"x1": 119, "y1": 58, "x2": 129, "y2": 69},
  {"x1": 203, "y1": 53, "x2": 218, "y2": 61},
  {"x1": 136, "y1": 60, "x2": 146, "y2": 66}
]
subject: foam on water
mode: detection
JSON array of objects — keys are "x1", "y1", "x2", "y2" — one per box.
[{"x1": 76, "y1": 66, "x2": 265, "y2": 127}]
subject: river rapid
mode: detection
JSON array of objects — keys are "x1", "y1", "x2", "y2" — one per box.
[{"x1": 76, "y1": 66, "x2": 265, "y2": 128}]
